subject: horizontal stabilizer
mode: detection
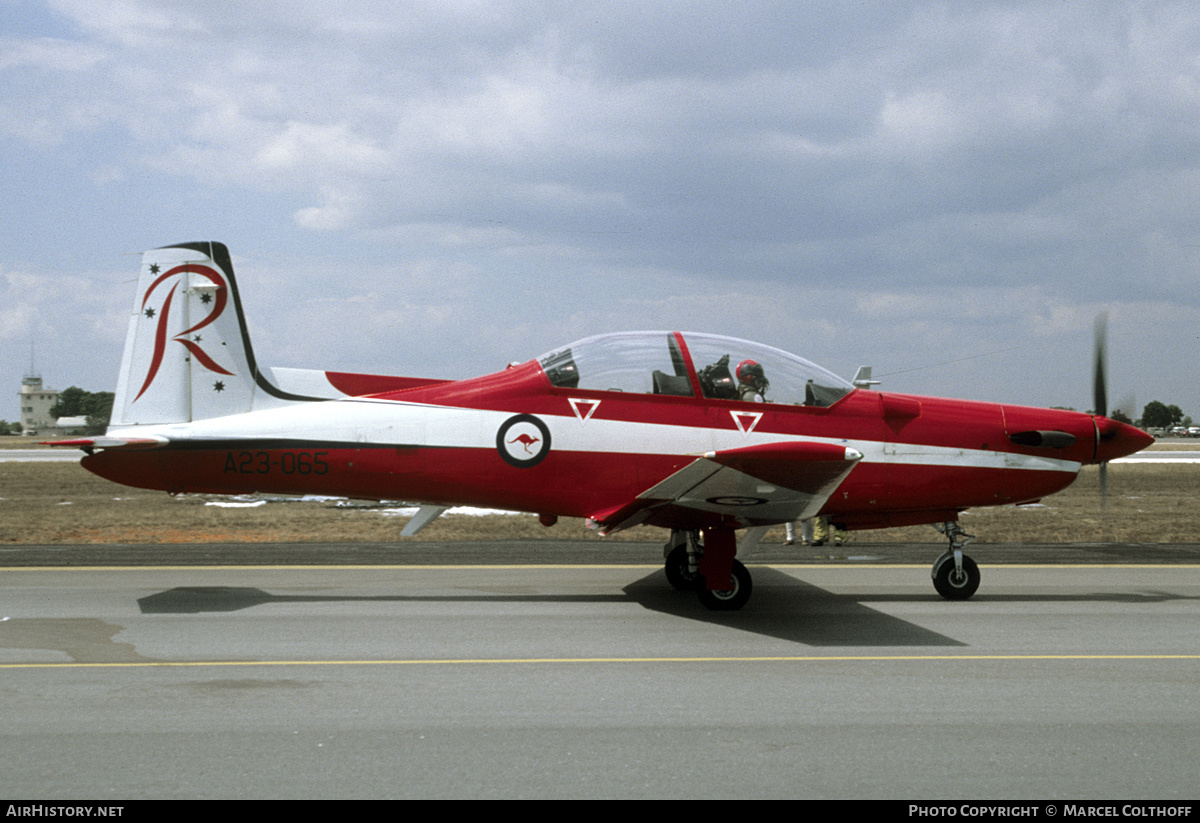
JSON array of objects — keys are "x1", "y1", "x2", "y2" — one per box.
[{"x1": 42, "y1": 435, "x2": 168, "y2": 451}]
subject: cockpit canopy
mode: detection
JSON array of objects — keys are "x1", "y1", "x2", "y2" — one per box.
[{"x1": 537, "y1": 331, "x2": 853, "y2": 407}]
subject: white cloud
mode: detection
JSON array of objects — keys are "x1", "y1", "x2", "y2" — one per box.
[
  {"x1": 4, "y1": 1, "x2": 1200, "y2": 418},
  {"x1": 45, "y1": 0, "x2": 208, "y2": 46},
  {"x1": 0, "y1": 36, "x2": 106, "y2": 72}
]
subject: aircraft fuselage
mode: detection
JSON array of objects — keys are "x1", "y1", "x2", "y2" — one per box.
[{"x1": 82, "y1": 359, "x2": 1150, "y2": 532}]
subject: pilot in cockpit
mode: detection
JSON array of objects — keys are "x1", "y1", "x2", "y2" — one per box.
[
  {"x1": 698, "y1": 354, "x2": 738, "y2": 399},
  {"x1": 736, "y1": 359, "x2": 769, "y2": 402}
]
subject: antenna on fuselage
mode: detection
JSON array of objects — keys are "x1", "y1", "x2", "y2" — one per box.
[{"x1": 852, "y1": 366, "x2": 881, "y2": 390}]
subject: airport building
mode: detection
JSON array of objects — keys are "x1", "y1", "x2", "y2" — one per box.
[{"x1": 18, "y1": 375, "x2": 59, "y2": 435}]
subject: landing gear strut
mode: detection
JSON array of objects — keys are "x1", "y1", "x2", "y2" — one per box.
[
  {"x1": 664, "y1": 530, "x2": 701, "y2": 592},
  {"x1": 931, "y1": 521, "x2": 980, "y2": 600},
  {"x1": 663, "y1": 528, "x2": 753, "y2": 611}
]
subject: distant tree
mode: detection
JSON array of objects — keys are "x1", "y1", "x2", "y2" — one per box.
[
  {"x1": 49, "y1": 387, "x2": 114, "y2": 435},
  {"x1": 49, "y1": 387, "x2": 88, "y2": 419},
  {"x1": 1142, "y1": 401, "x2": 1184, "y2": 429},
  {"x1": 0, "y1": 420, "x2": 11, "y2": 435},
  {"x1": 82, "y1": 392, "x2": 114, "y2": 432},
  {"x1": 1111, "y1": 409, "x2": 1133, "y2": 424}
]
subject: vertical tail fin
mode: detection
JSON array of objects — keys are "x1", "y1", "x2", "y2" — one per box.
[
  {"x1": 109, "y1": 241, "x2": 440, "y2": 430},
  {"x1": 110, "y1": 242, "x2": 265, "y2": 426}
]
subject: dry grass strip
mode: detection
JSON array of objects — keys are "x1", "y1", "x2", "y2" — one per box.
[{"x1": 3, "y1": 459, "x2": 1195, "y2": 545}]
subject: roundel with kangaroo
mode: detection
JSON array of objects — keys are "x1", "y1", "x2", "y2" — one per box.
[{"x1": 496, "y1": 414, "x2": 552, "y2": 468}]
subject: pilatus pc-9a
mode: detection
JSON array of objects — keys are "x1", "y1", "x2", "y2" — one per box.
[{"x1": 50, "y1": 242, "x2": 1152, "y2": 610}]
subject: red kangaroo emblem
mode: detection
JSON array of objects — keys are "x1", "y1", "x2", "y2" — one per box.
[{"x1": 507, "y1": 433, "x2": 541, "y2": 454}]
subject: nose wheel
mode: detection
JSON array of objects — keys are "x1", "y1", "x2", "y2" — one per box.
[
  {"x1": 931, "y1": 521, "x2": 980, "y2": 600},
  {"x1": 932, "y1": 552, "x2": 980, "y2": 599}
]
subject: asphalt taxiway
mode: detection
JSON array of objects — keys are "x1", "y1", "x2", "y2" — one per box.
[{"x1": 1, "y1": 542, "x2": 1198, "y2": 799}]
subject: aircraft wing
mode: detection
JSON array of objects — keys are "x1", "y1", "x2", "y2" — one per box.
[{"x1": 588, "y1": 441, "x2": 863, "y2": 534}]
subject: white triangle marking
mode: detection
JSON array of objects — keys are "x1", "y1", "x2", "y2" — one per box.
[
  {"x1": 569, "y1": 398, "x2": 601, "y2": 424},
  {"x1": 730, "y1": 410, "x2": 762, "y2": 436}
]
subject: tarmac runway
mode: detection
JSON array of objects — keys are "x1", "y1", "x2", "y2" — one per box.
[{"x1": 1, "y1": 543, "x2": 1198, "y2": 799}]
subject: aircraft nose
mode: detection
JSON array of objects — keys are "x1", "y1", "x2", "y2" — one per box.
[{"x1": 1093, "y1": 417, "x2": 1155, "y2": 464}]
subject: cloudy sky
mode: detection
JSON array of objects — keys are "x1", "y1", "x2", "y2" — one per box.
[{"x1": 4, "y1": 0, "x2": 1200, "y2": 423}]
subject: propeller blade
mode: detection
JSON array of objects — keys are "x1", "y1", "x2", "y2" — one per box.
[
  {"x1": 1094, "y1": 312, "x2": 1112, "y2": 514},
  {"x1": 1093, "y1": 312, "x2": 1108, "y2": 419},
  {"x1": 1114, "y1": 391, "x2": 1137, "y2": 422},
  {"x1": 1099, "y1": 461, "x2": 1108, "y2": 510}
]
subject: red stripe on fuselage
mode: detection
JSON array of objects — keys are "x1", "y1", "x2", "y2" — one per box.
[
  {"x1": 82, "y1": 440, "x2": 1078, "y2": 529},
  {"x1": 325, "y1": 372, "x2": 452, "y2": 397}
]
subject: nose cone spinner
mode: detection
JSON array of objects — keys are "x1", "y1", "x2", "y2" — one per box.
[{"x1": 1093, "y1": 417, "x2": 1155, "y2": 464}]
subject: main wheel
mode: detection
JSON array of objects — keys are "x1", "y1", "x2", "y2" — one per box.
[
  {"x1": 696, "y1": 559, "x2": 753, "y2": 611},
  {"x1": 932, "y1": 553, "x2": 980, "y2": 600},
  {"x1": 664, "y1": 546, "x2": 698, "y2": 591}
]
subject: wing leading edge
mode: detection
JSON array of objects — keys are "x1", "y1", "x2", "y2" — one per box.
[{"x1": 588, "y1": 441, "x2": 863, "y2": 534}]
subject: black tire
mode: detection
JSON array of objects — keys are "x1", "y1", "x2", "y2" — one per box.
[
  {"x1": 664, "y1": 546, "x2": 698, "y2": 591},
  {"x1": 696, "y1": 559, "x2": 753, "y2": 611},
  {"x1": 932, "y1": 553, "x2": 980, "y2": 600}
]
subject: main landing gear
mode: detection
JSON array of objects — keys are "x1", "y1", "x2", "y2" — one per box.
[
  {"x1": 663, "y1": 520, "x2": 982, "y2": 607},
  {"x1": 931, "y1": 521, "x2": 981, "y2": 600},
  {"x1": 663, "y1": 528, "x2": 753, "y2": 611}
]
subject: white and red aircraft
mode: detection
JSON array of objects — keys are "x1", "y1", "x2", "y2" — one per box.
[{"x1": 50, "y1": 242, "x2": 1152, "y2": 610}]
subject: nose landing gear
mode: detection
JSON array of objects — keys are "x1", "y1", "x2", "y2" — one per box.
[{"x1": 931, "y1": 521, "x2": 980, "y2": 600}]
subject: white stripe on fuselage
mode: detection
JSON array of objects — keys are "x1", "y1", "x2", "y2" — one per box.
[{"x1": 106, "y1": 397, "x2": 1082, "y2": 475}]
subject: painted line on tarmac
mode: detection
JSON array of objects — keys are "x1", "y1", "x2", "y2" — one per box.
[{"x1": 2, "y1": 654, "x2": 1199, "y2": 670}]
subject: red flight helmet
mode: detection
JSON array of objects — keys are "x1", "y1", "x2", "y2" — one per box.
[{"x1": 736, "y1": 359, "x2": 768, "y2": 392}]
